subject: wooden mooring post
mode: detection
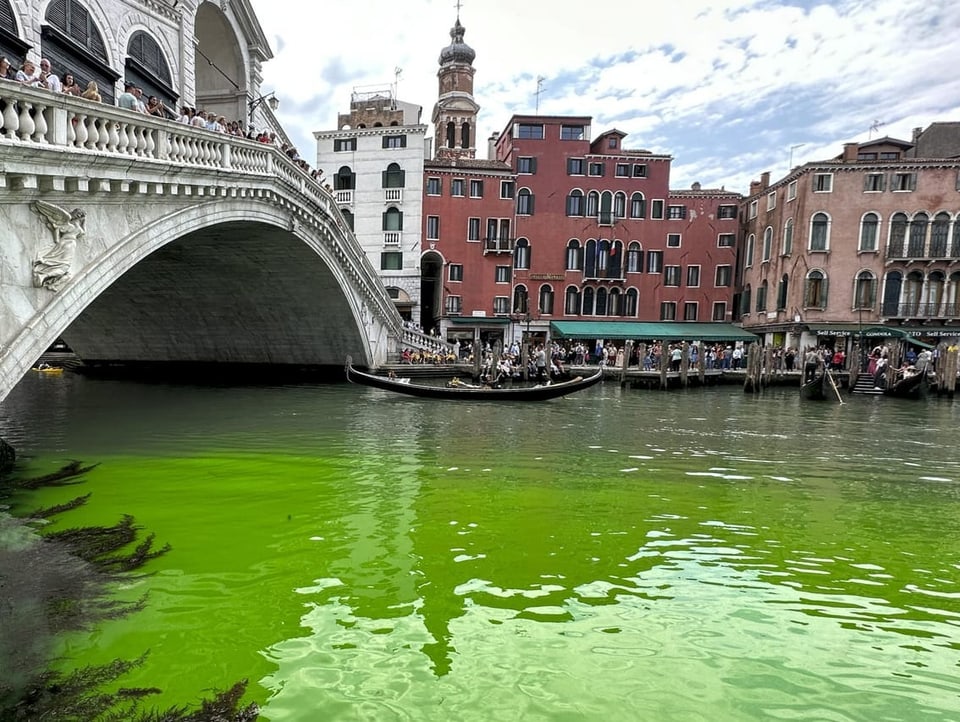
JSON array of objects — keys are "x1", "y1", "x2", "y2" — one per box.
[
  {"x1": 743, "y1": 342, "x2": 763, "y2": 393},
  {"x1": 938, "y1": 344, "x2": 958, "y2": 398}
]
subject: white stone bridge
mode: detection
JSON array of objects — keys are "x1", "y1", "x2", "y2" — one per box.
[{"x1": 0, "y1": 83, "x2": 441, "y2": 405}]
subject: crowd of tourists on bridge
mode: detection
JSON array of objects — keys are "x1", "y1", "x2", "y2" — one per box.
[{"x1": 1, "y1": 55, "x2": 323, "y2": 182}]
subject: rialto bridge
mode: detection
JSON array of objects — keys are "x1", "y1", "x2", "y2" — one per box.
[{"x1": 0, "y1": 82, "x2": 437, "y2": 405}]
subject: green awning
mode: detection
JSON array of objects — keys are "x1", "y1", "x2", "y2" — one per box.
[
  {"x1": 446, "y1": 317, "x2": 511, "y2": 325},
  {"x1": 549, "y1": 321, "x2": 758, "y2": 342},
  {"x1": 807, "y1": 323, "x2": 936, "y2": 349}
]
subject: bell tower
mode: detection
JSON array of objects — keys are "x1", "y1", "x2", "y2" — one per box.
[{"x1": 432, "y1": 11, "x2": 479, "y2": 160}]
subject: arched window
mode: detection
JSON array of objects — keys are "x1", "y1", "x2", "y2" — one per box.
[
  {"x1": 566, "y1": 239, "x2": 583, "y2": 271},
  {"x1": 630, "y1": 192, "x2": 646, "y2": 219},
  {"x1": 586, "y1": 190, "x2": 600, "y2": 217},
  {"x1": 627, "y1": 241, "x2": 642, "y2": 273},
  {"x1": 745, "y1": 234, "x2": 755, "y2": 267},
  {"x1": 599, "y1": 191, "x2": 613, "y2": 225},
  {"x1": 624, "y1": 288, "x2": 639, "y2": 317},
  {"x1": 582, "y1": 287, "x2": 595, "y2": 315},
  {"x1": 888, "y1": 212, "x2": 908, "y2": 257},
  {"x1": 741, "y1": 284, "x2": 752, "y2": 316},
  {"x1": 335, "y1": 165, "x2": 355, "y2": 190},
  {"x1": 608, "y1": 287, "x2": 622, "y2": 316},
  {"x1": 804, "y1": 270, "x2": 828, "y2": 309},
  {"x1": 446, "y1": 121, "x2": 456, "y2": 148},
  {"x1": 854, "y1": 270, "x2": 876, "y2": 310},
  {"x1": 859, "y1": 212, "x2": 879, "y2": 252},
  {"x1": 461, "y1": 122, "x2": 470, "y2": 149},
  {"x1": 382, "y1": 162, "x2": 405, "y2": 188},
  {"x1": 595, "y1": 287, "x2": 608, "y2": 315},
  {"x1": 517, "y1": 188, "x2": 535, "y2": 215},
  {"x1": 584, "y1": 239, "x2": 598, "y2": 278},
  {"x1": 904, "y1": 270, "x2": 923, "y2": 314},
  {"x1": 0, "y1": 0, "x2": 29, "y2": 67},
  {"x1": 382, "y1": 206, "x2": 403, "y2": 231},
  {"x1": 952, "y1": 215, "x2": 960, "y2": 256},
  {"x1": 882, "y1": 271, "x2": 903, "y2": 316},
  {"x1": 756, "y1": 280, "x2": 768, "y2": 312},
  {"x1": 783, "y1": 218, "x2": 794, "y2": 255},
  {"x1": 931, "y1": 212, "x2": 950, "y2": 257},
  {"x1": 809, "y1": 212, "x2": 830, "y2": 251},
  {"x1": 762, "y1": 226, "x2": 773, "y2": 261},
  {"x1": 927, "y1": 270, "x2": 945, "y2": 315},
  {"x1": 126, "y1": 31, "x2": 176, "y2": 110},
  {"x1": 608, "y1": 240, "x2": 623, "y2": 279},
  {"x1": 43, "y1": 0, "x2": 118, "y2": 104},
  {"x1": 777, "y1": 274, "x2": 789, "y2": 311},
  {"x1": 539, "y1": 284, "x2": 554, "y2": 315},
  {"x1": 566, "y1": 189, "x2": 584, "y2": 216},
  {"x1": 613, "y1": 192, "x2": 627, "y2": 219},
  {"x1": 512, "y1": 284, "x2": 529, "y2": 314},
  {"x1": 514, "y1": 238, "x2": 530, "y2": 270},
  {"x1": 908, "y1": 212, "x2": 928, "y2": 257},
  {"x1": 946, "y1": 271, "x2": 960, "y2": 317},
  {"x1": 596, "y1": 239, "x2": 610, "y2": 275},
  {"x1": 565, "y1": 286, "x2": 581, "y2": 315}
]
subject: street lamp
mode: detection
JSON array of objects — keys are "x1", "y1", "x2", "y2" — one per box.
[{"x1": 248, "y1": 92, "x2": 279, "y2": 124}]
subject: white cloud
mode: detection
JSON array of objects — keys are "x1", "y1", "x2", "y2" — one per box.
[{"x1": 251, "y1": 0, "x2": 960, "y2": 193}]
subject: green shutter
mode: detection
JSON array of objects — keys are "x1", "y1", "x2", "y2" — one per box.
[{"x1": 381, "y1": 211, "x2": 387, "y2": 230}]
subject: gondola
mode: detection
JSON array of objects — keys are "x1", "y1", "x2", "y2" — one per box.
[
  {"x1": 799, "y1": 371, "x2": 831, "y2": 401},
  {"x1": 883, "y1": 369, "x2": 929, "y2": 400},
  {"x1": 345, "y1": 358, "x2": 603, "y2": 400}
]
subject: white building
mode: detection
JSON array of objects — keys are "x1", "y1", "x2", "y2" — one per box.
[{"x1": 314, "y1": 88, "x2": 427, "y2": 324}]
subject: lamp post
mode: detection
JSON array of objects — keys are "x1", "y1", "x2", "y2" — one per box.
[{"x1": 248, "y1": 91, "x2": 279, "y2": 125}]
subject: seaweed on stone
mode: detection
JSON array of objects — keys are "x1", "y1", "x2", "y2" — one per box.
[{"x1": 0, "y1": 461, "x2": 262, "y2": 721}]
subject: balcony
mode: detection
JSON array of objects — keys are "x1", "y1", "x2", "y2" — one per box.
[
  {"x1": 334, "y1": 189, "x2": 353, "y2": 205},
  {"x1": 887, "y1": 240, "x2": 960, "y2": 261},
  {"x1": 384, "y1": 188, "x2": 403, "y2": 203},
  {"x1": 483, "y1": 237, "x2": 515, "y2": 254},
  {"x1": 882, "y1": 301, "x2": 960, "y2": 319},
  {"x1": 383, "y1": 231, "x2": 401, "y2": 247}
]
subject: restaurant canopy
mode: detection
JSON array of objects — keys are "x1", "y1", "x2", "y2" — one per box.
[{"x1": 549, "y1": 321, "x2": 758, "y2": 343}]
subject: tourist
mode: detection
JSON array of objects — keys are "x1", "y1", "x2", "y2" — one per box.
[
  {"x1": 81, "y1": 80, "x2": 101, "y2": 102},
  {"x1": 146, "y1": 95, "x2": 166, "y2": 117},
  {"x1": 16, "y1": 59, "x2": 41, "y2": 86},
  {"x1": 39, "y1": 58, "x2": 60, "y2": 92},
  {"x1": 61, "y1": 73, "x2": 82, "y2": 96},
  {"x1": 117, "y1": 82, "x2": 139, "y2": 110},
  {"x1": 0, "y1": 57, "x2": 11, "y2": 80}
]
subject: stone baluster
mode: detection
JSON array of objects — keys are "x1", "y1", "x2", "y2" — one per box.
[
  {"x1": 144, "y1": 127, "x2": 156, "y2": 157},
  {"x1": 73, "y1": 113, "x2": 88, "y2": 148},
  {"x1": 66, "y1": 111, "x2": 76, "y2": 145},
  {"x1": 104, "y1": 119, "x2": 119, "y2": 151},
  {"x1": 17, "y1": 102, "x2": 35, "y2": 141},
  {"x1": 2, "y1": 99, "x2": 18, "y2": 139},
  {"x1": 134, "y1": 124, "x2": 146, "y2": 155},
  {"x1": 83, "y1": 116, "x2": 98, "y2": 149},
  {"x1": 32, "y1": 104, "x2": 48, "y2": 143},
  {"x1": 115, "y1": 121, "x2": 128, "y2": 154}
]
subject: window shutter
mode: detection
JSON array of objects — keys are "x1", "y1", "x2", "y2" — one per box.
[
  {"x1": 530, "y1": 157, "x2": 537, "y2": 173},
  {"x1": 908, "y1": 173, "x2": 917, "y2": 191},
  {"x1": 528, "y1": 195, "x2": 535, "y2": 215},
  {"x1": 397, "y1": 212, "x2": 403, "y2": 231},
  {"x1": 820, "y1": 277, "x2": 829, "y2": 307},
  {"x1": 863, "y1": 174, "x2": 871, "y2": 191},
  {"x1": 46, "y1": 0, "x2": 67, "y2": 30},
  {"x1": 381, "y1": 170, "x2": 388, "y2": 188},
  {"x1": 398, "y1": 170, "x2": 406, "y2": 186}
]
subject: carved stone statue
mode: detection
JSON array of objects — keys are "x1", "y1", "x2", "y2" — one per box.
[{"x1": 31, "y1": 200, "x2": 86, "y2": 292}]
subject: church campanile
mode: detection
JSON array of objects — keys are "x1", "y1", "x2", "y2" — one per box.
[{"x1": 432, "y1": 12, "x2": 479, "y2": 160}]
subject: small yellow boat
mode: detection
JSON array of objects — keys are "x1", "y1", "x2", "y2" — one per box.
[{"x1": 32, "y1": 365, "x2": 64, "y2": 375}]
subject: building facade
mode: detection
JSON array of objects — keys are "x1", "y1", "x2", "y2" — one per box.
[
  {"x1": 737, "y1": 131, "x2": 960, "y2": 354},
  {"x1": 315, "y1": 90, "x2": 428, "y2": 323}
]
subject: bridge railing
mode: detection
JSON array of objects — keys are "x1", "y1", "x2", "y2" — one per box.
[{"x1": 0, "y1": 81, "x2": 407, "y2": 341}]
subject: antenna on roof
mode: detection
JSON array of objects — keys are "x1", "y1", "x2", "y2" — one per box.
[
  {"x1": 393, "y1": 66, "x2": 402, "y2": 100},
  {"x1": 534, "y1": 76, "x2": 546, "y2": 114},
  {"x1": 868, "y1": 120, "x2": 884, "y2": 140}
]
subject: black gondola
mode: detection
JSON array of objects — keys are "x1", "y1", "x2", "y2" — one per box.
[
  {"x1": 800, "y1": 372, "x2": 831, "y2": 401},
  {"x1": 345, "y1": 359, "x2": 603, "y2": 400},
  {"x1": 883, "y1": 370, "x2": 929, "y2": 400}
]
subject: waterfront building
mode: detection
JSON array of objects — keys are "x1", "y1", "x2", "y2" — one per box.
[
  {"x1": 737, "y1": 127, "x2": 960, "y2": 355},
  {"x1": 315, "y1": 90, "x2": 428, "y2": 323}
]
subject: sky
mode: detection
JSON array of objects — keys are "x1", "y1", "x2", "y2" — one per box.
[{"x1": 250, "y1": 0, "x2": 960, "y2": 195}]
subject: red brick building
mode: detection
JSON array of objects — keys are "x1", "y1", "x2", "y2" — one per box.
[{"x1": 738, "y1": 129, "x2": 960, "y2": 356}]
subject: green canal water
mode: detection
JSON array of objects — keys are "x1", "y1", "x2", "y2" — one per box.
[{"x1": 1, "y1": 371, "x2": 959, "y2": 721}]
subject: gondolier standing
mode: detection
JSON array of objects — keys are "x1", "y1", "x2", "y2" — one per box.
[
  {"x1": 803, "y1": 347, "x2": 821, "y2": 383},
  {"x1": 535, "y1": 344, "x2": 548, "y2": 381}
]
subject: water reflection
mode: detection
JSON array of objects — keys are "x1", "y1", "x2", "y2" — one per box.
[{"x1": 2, "y1": 375, "x2": 960, "y2": 719}]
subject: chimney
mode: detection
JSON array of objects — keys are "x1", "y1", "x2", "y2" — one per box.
[
  {"x1": 760, "y1": 171, "x2": 770, "y2": 189},
  {"x1": 691, "y1": 181, "x2": 701, "y2": 191},
  {"x1": 912, "y1": 126, "x2": 923, "y2": 143},
  {"x1": 750, "y1": 180, "x2": 762, "y2": 196},
  {"x1": 842, "y1": 142, "x2": 858, "y2": 162},
  {"x1": 488, "y1": 133, "x2": 498, "y2": 161}
]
